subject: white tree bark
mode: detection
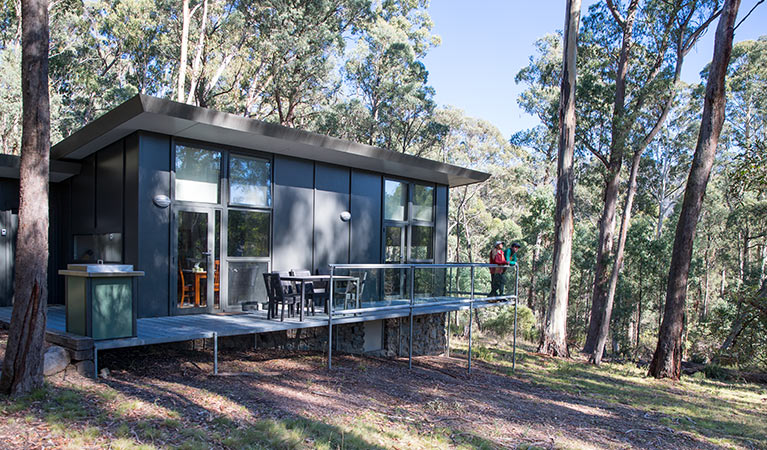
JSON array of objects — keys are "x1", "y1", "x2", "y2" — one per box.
[{"x1": 538, "y1": 0, "x2": 581, "y2": 357}]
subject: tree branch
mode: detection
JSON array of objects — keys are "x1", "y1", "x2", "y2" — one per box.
[
  {"x1": 606, "y1": 0, "x2": 626, "y2": 27},
  {"x1": 734, "y1": 0, "x2": 764, "y2": 30}
]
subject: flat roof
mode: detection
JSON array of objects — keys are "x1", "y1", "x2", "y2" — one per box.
[
  {"x1": 0, "y1": 154, "x2": 80, "y2": 183},
  {"x1": 50, "y1": 95, "x2": 489, "y2": 187}
]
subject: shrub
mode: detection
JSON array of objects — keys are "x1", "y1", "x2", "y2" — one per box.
[{"x1": 482, "y1": 305, "x2": 537, "y2": 341}]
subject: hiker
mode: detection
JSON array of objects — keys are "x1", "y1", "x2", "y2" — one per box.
[
  {"x1": 489, "y1": 241, "x2": 508, "y2": 297},
  {"x1": 505, "y1": 242, "x2": 521, "y2": 266}
]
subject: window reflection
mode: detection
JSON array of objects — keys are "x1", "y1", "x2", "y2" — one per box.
[
  {"x1": 413, "y1": 184, "x2": 434, "y2": 222},
  {"x1": 384, "y1": 180, "x2": 406, "y2": 221},
  {"x1": 175, "y1": 145, "x2": 221, "y2": 203},
  {"x1": 228, "y1": 210, "x2": 269, "y2": 257},
  {"x1": 411, "y1": 226, "x2": 433, "y2": 260},
  {"x1": 230, "y1": 155, "x2": 271, "y2": 207}
]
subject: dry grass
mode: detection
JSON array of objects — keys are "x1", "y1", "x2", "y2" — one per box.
[{"x1": 0, "y1": 329, "x2": 765, "y2": 449}]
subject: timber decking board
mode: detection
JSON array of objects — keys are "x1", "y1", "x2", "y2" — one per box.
[{"x1": 0, "y1": 297, "x2": 515, "y2": 352}]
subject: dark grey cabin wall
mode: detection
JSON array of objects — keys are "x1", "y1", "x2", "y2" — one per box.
[
  {"x1": 96, "y1": 142, "x2": 124, "y2": 232},
  {"x1": 68, "y1": 140, "x2": 124, "y2": 236},
  {"x1": 350, "y1": 170, "x2": 382, "y2": 264},
  {"x1": 48, "y1": 183, "x2": 66, "y2": 304},
  {"x1": 435, "y1": 185, "x2": 448, "y2": 264},
  {"x1": 313, "y1": 164, "x2": 350, "y2": 273},
  {"x1": 124, "y1": 134, "x2": 140, "y2": 275},
  {"x1": 0, "y1": 178, "x2": 19, "y2": 305},
  {"x1": 0, "y1": 207, "x2": 17, "y2": 306},
  {"x1": 69, "y1": 153, "x2": 96, "y2": 234},
  {"x1": 272, "y1": 156, "x2": 314, "y2": 272},
  {"x1": 125, "y1": 132, "x2": 172, "y2": 318},
  {"x1": 0, "y1": 178, "x2": 19, "y2": 211},
  {"x1": 0, "y1": 179, "x2": 66, "y2": 306},
  {"x1": 136, "y1": 132, "x2": 171, "y2": 318}
]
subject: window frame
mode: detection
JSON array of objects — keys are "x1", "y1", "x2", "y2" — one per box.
[
  {"x1": 171, "y1": 139, "x2": 274, "y2": 312},
  {"x1": 381, "y1": 177, "x2": 436, "y2": 264}
]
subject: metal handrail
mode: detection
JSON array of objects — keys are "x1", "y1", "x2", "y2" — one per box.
[
  {"x1": 325, "y1": 261, "x2": 520, "y2": 373},
  {"x1": 329, "y1": 263, "x2": 509, "y2": 269}
]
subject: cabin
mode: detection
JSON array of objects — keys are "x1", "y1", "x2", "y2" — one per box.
[{"x1": 0, "y1": 95, "x2": 513, "y2": 374}]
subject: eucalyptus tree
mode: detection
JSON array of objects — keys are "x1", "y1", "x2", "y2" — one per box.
[
  {"x1": 583, "y1": 0, "x2": 723, "y2": 357},
  {"x1": 649, "y1": 0, "x2": 741, "y2": 380},
  {"x1": 341, "y1": 0, "x2": 443, "y2": 155},
  {"x1": 538, "y1": 0, "x2": 581, "y2": 357},
  {"x1": 0, "y1": 0, "x2": 50, "y2": 396},
  {"x1": 725, "y1": 37, "x2": 767, "y2": 193}
]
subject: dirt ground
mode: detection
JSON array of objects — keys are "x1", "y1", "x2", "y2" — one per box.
[{"x1": 0, "y1": 329, "x2": 763, "y2": 449}]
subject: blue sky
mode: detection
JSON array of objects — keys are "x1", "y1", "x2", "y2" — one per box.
[{"x1": 422, "y1": 1, "x2": 767, "y2": 138}]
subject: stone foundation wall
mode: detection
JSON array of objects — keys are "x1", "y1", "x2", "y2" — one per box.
[
  {"x1": 245, "y1": 312, "x2": 447, "y2": 357},
  {"x1": 380, "y1": 312, "x2": 447, "y2": 357}
]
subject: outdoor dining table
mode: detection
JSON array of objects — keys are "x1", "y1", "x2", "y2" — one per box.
[{"x1": 279, "y1": 274, "x2": 360, "y2": 321}]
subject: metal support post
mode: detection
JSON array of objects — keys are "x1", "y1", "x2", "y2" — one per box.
[
  {"x1": 212, "y1": 332, "x2": 218, "y2": 375},
  {"x1": 94, "y1": 348, "x2": 98, "y2": 379},
  {"x1": 513, "y1": 264, "x2": 519, "y2": 372},
  {"x1": 468, "y1": 266, "x2": 474, "y2": 374},
  {"x1": 328, "y1": 267, "x2": 335, "y2": 369},
  {"x1": 446, "y1": 310, "x2": 451, "y2": 358},
  {"x1": 408, "y1": 265, "x2": 415, "y2": 369}
]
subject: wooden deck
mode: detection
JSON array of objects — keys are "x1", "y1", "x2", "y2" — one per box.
[{"x1": 0, "y1": 297, "x2": 511, "y2": 352}]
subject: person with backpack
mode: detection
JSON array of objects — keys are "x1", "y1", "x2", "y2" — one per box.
[{"x1": 489, "y1": 241, "x2": 508, "y2": 297}]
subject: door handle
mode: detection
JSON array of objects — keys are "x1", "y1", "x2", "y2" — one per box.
[{"x1": 201, "y1": 251, "x2": 212, "y2": 256}]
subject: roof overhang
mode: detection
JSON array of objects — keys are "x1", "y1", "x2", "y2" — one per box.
[
  {"x1": 0, "y1": 154, "x2": 81, "y2": 182},
  {"x1": 51, "y1": 95, "x2": 490, "y2": 188}
]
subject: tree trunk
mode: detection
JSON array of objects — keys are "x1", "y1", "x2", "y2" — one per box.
[
  {"x1": 177, "y1": 0, "x2": 191, "y2": 102},
  {"x1": 538, "y1": 0, "x2": 580, "y2": 358},
  {"x1": 527, "y1": 231, "x2": 542, "y2": 311},
  {"x1": 703, "y1": 244, "x2": 710, "y2": 320},
  {"x1": 186, "y1": 0, "x2": 209, "y2": 105},
  {"x1": 0, "y1": 0, "x2": 50, "y2": 397},
  {"x1": 583, "y1": 0, "x2": 638, "y2": 354},
  {"x1": 649, "y1": 0, "x2": 740, "y2": 380},
  {"x1": 720, "y1": 268, "x2": 726, "y2": 298},
  {"x1": 591, "y1": 147, "x2": 642, "y2": 364}
]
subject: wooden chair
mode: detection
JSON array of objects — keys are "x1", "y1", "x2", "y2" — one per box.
[
  {"x1": 213, "y1": 260, "x2": 220, "y2": 307},
  {"x1": 178, "y1": 269, "x2": 193, "y2": 307}
]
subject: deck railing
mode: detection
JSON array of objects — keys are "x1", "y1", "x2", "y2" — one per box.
[{"x1": 326, "y1": 263, "x2": 520, "y2": 372}]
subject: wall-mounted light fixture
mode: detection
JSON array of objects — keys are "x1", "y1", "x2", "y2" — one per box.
[
  {"x1": 153, "y1": 194, "x2": 171, "y2": 208},
  {"x1": 339, "y1": 211, "x2": 352, "y2": 222}
]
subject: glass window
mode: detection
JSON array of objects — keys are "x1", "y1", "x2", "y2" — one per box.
[
  {"x1": 385, "y1": 226, "x2": 404, "y2": 262},
  {"x1": 412, "y1": 184, "x2": 434, "y2": 222},
  {"x1": 229, "y1": 155, "x2": 271, "y2": 207},
  {"x1": 228, "y1": 261, "x2": 268, "y2": 306},
  {"x1": 384, "y1": 180, "x2": 407, "y2": 221},
  {"x1": 227, "y1": 210, "x2": 269, "y2": 257},
  {"x1": 175, "y1": 145, "x2": 221, "y2": 203},
  {"x1": 410, "y1": 226, "x2": 433, "y2": 260}
]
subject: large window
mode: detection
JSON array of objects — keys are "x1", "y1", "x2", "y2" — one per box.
[
  {"x1": 226, "y1": 153, "x2": 272, "y2": 310},
  {"x1": 173, "y1": 142, "x2": 273, "y2": 312},
  {"x1": 175, "y1": 145, "x2": 221, "y2": 203},
  {"x1": 382, "y1": 179, "x2": 435, "y2": 262},
  {"x1": 383, "y1": 179, "x2": 436, "y2": 298}
]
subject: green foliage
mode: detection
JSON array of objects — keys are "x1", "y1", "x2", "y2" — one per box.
[{"x1": 482, "y1": 305, "x2": 537, "y2": 342}]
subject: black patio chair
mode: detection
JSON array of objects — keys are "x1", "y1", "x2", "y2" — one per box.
[
  {"x1": 290, "y1": 269, "x2": 326, "y2": 316},
  {"x1": 263, "y1": 272, "x2": 301, "y2": 321}
]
